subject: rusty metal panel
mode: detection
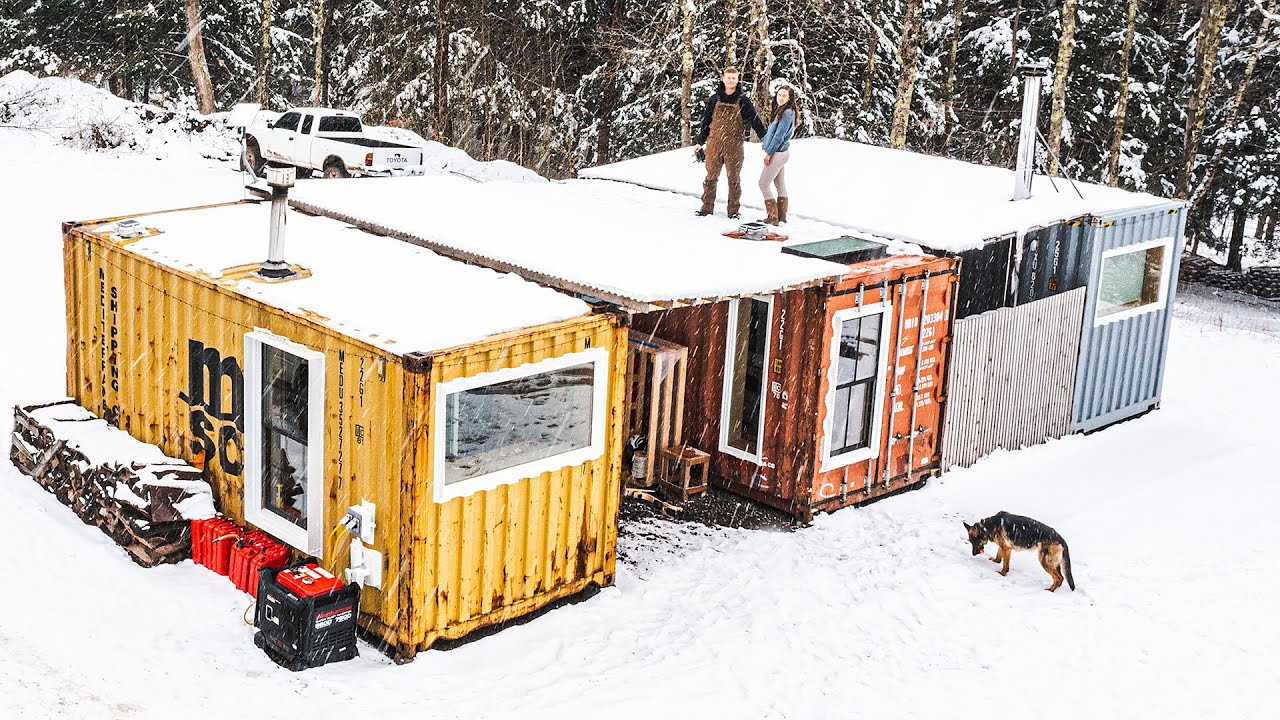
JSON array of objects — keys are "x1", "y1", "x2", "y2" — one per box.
[
  {"x1": 634, "y1": 254, "x2": 958, "y2": 520},
  {"x1": 942, "y1": 287, "x2": 1085, "y2": 470},
  {"x1": 631, "y1": 301, "x2": 810, "y2": 511},
  {"x1": 810, "y1": 255, "x2": 958, "y2": 512},
  {"x1": 1072, "y1": 203, "x2": 1185, "y2": 431}
]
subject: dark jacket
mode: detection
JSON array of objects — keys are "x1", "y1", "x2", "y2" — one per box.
[{"x1": 696, "y1": 82, "x2": 768, "y2": 145}]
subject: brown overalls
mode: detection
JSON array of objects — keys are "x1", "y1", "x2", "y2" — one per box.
[{"x1": 701, "y1": 100, "x2": 746, "y2": 216}]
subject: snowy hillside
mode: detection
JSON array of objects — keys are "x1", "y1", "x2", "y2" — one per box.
[{"x1": 2, "y1": 76, "x2": 1279, "y2": 719}]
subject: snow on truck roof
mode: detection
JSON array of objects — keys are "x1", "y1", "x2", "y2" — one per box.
[
  {"x1": 288, "y1": 175, "x2": 855, "y2": 311},
  {"x1": 582, "y1": 138, "x2": 1178, "y2": 253},
  {"x1": 74, "y1": 202, "x2": 591, "y2": 355}
]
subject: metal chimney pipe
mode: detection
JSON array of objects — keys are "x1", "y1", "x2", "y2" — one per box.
[
  {"x1": 1013, "y1": 62, "x2": 1050, "y2": 201},
  {"x1": 258, "y1": 165, "x2": 297, "y2": 279}
]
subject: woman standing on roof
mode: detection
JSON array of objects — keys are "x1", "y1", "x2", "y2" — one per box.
[{"x1": 757, "y1": 83, "x2": 797, "y2": 225}]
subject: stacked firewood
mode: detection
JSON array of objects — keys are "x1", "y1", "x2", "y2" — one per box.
[
  {"x1": 1180, "y1": 254, "x2": 1280, "y2": 300},
  {"x1": 9, "y1": 400, "x2": 215, "y2": 567}
]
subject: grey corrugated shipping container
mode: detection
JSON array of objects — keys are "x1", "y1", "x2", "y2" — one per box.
[
  {"x1": 1002, "y1": 204, "x2": 1185, "y2": 432},
  {"x1": 942, "y1": 203, "x2": 1184, "y2": 467},
  {"x1": 1070, "y1": 203, "x2": 1185, "y2": 432}
]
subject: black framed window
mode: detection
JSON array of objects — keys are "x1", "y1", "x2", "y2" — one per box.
[
  {"x1": 300, "y1": 114, "x2": 314, "y2": 134},
  {"x1": 831, "y1": 313, "x2": 882, "y2": 456},
  {"x1": 260, "y1": 344, "x2": 309, "y2": 528}
]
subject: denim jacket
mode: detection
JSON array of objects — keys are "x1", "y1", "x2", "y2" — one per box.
[{"x1": 761, "y1": 108, "x2": 795, "y2": 155}]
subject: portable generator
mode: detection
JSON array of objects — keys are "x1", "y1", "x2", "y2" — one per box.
[{"x1": 254, "y1": 563, "x2": 360, "y2": 671}]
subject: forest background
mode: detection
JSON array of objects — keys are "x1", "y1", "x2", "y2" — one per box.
[{"x1": 3, "y1": 0, "x2": 1277, "y2": 264}]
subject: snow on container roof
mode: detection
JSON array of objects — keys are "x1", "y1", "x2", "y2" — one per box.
[
  {"x1": 287, "y1": 175, "x2": 852, "y2": 311},
  {"x1": 581, "y1": 138, "x2": 1177, "y2": 253},
  {"x1": 75, "y1": 201, "x2": 591, "y2": 355}
]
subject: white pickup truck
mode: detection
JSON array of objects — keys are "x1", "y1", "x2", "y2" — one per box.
[{"x1": 243, "y1": 108, "x2": 425, "y2": 178}]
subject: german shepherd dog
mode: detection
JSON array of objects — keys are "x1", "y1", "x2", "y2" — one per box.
[{"x1": 964, "y1": 512, "x2": 1075, "y2": 592}]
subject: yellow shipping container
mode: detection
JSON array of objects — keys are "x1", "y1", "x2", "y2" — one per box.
[{"x1": 63, "y1": 199, "x2": 625, "y2": 659}]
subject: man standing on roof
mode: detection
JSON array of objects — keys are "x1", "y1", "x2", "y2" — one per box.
[{"x1": 694, "y1": 66, "x2": 767, "y2": 219}]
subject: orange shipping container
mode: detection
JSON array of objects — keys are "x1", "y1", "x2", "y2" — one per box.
[{"x1": 631, "y1": 253, "x2": 957, "y2": 521}]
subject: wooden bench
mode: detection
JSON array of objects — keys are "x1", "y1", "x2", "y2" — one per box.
[{"x1": 658, "y1": 446, "x2": 710, "y2": 503}]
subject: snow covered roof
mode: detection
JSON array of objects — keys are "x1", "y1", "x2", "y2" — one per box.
[
  {"x1": 582, "y1": 138, "x2": 1180, "y2": 253},
  {"x1": 73, "y1": 202, "x2": 592, "y2": 355},
  {"x1": 287, "y1": 175, "x2": 853, "y2": 312}
]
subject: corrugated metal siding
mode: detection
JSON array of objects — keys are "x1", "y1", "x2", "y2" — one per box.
[
  {"x1": 955, "y1": 236, "x2": 1015, "y2": 319},
  {"x1": 1016, "y1": 219, "x2": 1091, "y2": 304},
  {"x1": 1072, "y1": 204, "x2": 1185, "y2": 432},
  {"x1": 65, "y1": 221, "x2": 624, "y2": 660},
  {"x1": 631, "y1": 256, "x2": 957, "y2": 519},
  {"x1": 411, "y1": 316, "x2": 625, "y2": 653},
  {"x1": 810, "y1": 257, "x2": 957, "y2": 511},
  {"x1": 630, "y1": 298, "x2": 816, "y2": 515},
  {"x1": 64, "y1": 225, "x2": 409, "y2": 645},
  {"x1": 942, "y1": 288, "x2": 1085, "y2": 470}
]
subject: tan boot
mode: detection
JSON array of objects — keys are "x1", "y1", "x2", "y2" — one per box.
[
  {"x1": 777, "y1": 197, "x2": 789, "y2": 224},
  {"x1": 759, "y1": 198, "x2": 779, "y2": 225}
]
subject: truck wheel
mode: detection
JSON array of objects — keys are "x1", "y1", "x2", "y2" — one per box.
[
  {"x1": 295, "y1": 166, "x2": 314, "y2": 180},
  {"x1": 243, "y1": 138, "x2": 266, "y2": 175},
  {"x1": 323, "y1": 160, "x2": 350, "y2": 179}
]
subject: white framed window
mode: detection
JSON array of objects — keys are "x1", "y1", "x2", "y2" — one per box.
[
  {"x1": 433, "y1": 347, "x2": 609, "y2": 503},
  {"x1": 1095, "y1": 236, "x2": 1174, "y2": 326},
  {"x1": 244, "y1": 330, "x2": 326, "y2": 556},
  {"x1": 820, "y1": 303, "x2": 892, "y2": 472},
  {"x1": 720, "y1": 296, "x2": 773, "y2": 464}
]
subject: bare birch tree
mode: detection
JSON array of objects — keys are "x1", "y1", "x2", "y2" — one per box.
[
  {"x1": 889, "y1": 0, "x2": 925, "y2": 149},
  {"x1": 726, "y1": 0, "x2": 740, "y2": 65},
  {"x1": 1107, "y1": 0, "x2": 1138, "y2": 186},
  {"x1": 750, "y1": 0, "x2": 772, "y2": 121},
  {"x1": 862, "y1": 1, "x2": 878, "y2": 113},
  {"x1": 1009, "y1": 0, "x2": 1022, "y2": 80},
  {"x1": 1191, "y1": 0, "x2": 1273, "y2": 205},
  {"x1": 681, "y1": 0, "x2": 695, "y2": 145},
  {"x1": 1046, "y1": 0, "x2": 1078, "y2": 176},
  {"x1": 943, "y1": 0, "x2": 965, "y2": 149},
  {"x1": 1177, "y1": 0, "x2": 1229, "y2": 199},
  {"x1": 183, "y1": 0, "x2": 215, "y2": 114},
  {"x1": 258, "y1": 0, "x2": 272, "y2": 107},
  {"x1": 434, "y1": 0, "x2": 450, "y2": 142},
  {"x1": 313, "y1": 0, "x2": 325, "y2": 104}
]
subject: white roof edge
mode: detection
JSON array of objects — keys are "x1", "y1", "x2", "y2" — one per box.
[
  {"x1": 582, "y1": 139, "x2": 1180, "y2": 252},
  {"x1": 285, "y1": 178, "x2": 855, "y2": 307}
]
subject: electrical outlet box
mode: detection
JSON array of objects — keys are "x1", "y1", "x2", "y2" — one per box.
[
  {"x1": 344, "y1": 500, "x2": 376, "y2": 544},
  {"x1": 344, "y1": 539, "x2": 383, "y2": 589}
]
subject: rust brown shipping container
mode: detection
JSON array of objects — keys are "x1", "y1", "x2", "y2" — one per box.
[{"x1": 631, "y1": 253, "x2": 957, "y2": 521}]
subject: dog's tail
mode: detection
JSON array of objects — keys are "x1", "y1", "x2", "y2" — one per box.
[{"x1": 1063, "y1": 543, "x2": 1076, "y2": 591}]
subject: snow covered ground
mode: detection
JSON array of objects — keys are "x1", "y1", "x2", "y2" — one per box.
[{"x1": 2, "y1": 75, "x2": 1279, "y2": 719}]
